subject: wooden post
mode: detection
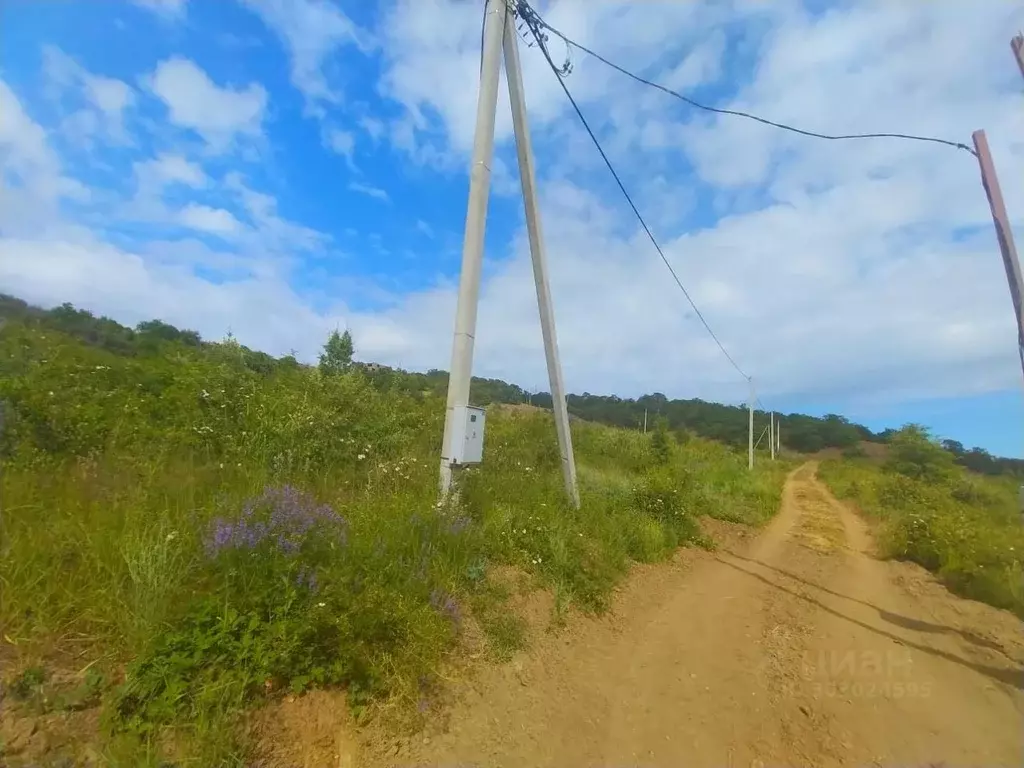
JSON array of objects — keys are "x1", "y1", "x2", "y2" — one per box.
[{"x1": 972, "y1": 129, "x2": 1024, "y2": 382}]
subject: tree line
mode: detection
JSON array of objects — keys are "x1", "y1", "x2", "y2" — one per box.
[{"x1": 3, "y1": 293, "x2": 1020, "y2": 477}]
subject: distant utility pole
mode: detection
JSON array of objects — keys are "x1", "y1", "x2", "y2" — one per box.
[
  {"x1": 643, "y1": 408, "x2": 648, "y2": 435},
  {"x1": 776, "y1": 420, "x2": 781, "y2": 455},
  {"x1": 439, "y1": 0, "x2": 579, "y2": 507},
  {"x1": 972, "y1": 129, "x2": 1024, "y2": 382},
  {"x1": 1012, "y1": 33, "x2": 1024, "y2": 81},
  {"x1": 747, "y1": 378, "x2": 754, "y2": 470},
  {"x1": 769, "y1": 411, "x2": 775, "y2": 461}
]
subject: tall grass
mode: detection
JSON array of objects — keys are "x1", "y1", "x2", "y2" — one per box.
[
  {"x1": 819, "y1": 427, "x2": 1024, "y2": 617},
  {"x1": 0, "y1": 322, "x2": 789, "y2": 764}
]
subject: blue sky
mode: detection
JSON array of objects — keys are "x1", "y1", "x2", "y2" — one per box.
[{"x1": 0, "y1": 0, "x2": 1022, "y2": 458}]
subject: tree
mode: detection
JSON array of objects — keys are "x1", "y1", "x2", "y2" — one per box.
[
  {"x1": 884, "y1": 425, "x2": 957, "y2": 483},
  {"x1": 319, "y1": 329, "x2": 354, "y2": 375},
  {"x1": 650, "y1": 417, "x2": 671, "y2": 464},
  {"x1": 941, "y1": 439, "x2": 965, "y2": 457}
]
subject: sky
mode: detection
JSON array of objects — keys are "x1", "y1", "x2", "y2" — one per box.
[{"x1": 0, "y1": 0, "x2": 1022, "y2": 457}]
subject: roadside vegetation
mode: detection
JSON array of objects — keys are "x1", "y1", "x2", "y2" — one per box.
[
  {"x1": 0, "y1": 298, "x2": 789, "y2": 766},
  {"x1": 819, "y1": 426, "x2": 1024, "y2": 618}
]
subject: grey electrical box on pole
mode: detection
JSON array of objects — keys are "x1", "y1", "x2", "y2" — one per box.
[
  {"x1": 448, "y1": 405, "x2": 486, "y2": 465},
  {"x1": 439, "y1": 0, "x2": 580, "y2": 507}
]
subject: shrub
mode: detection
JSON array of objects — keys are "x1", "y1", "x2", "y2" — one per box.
[{"x1": 819, "y1": 454, "x2": 1024, "y2": 618}]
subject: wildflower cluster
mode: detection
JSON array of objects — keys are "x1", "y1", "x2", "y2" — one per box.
[
  {"x1": 204, "y1": 485, "x2": 346, "y2": 558},
  {"x1": 429, "y1": 588, "x2": 462, "y2": 628}
]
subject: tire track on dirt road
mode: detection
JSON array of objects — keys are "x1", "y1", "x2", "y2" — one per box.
[{"x1": 367, "y1": 462, "x2": 1024, "y2": 768}]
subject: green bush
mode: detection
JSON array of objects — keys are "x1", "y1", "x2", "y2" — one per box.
[{"x1": 819, "y1": 430, "x2": 1024, "y2": 618}]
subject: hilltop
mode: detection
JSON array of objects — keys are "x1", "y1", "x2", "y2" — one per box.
[{"x1": 2, "y1": 293, "x2": 1019, "y2": 477}]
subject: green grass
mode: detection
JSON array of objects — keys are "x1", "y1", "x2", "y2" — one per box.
[
  {"x1": 818, "y1": 427, "x2": 1024, "y2": 617},
  {"x1": 0, "y1": 321, "x2": 790, "y2": 765}
]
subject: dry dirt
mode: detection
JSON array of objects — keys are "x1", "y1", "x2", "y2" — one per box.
[{"x1": 356, "y1": 461, "x2": 1024, "y2": 768}]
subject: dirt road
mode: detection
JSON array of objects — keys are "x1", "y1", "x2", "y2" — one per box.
[{"x1": 373, "y1": 462, "x2": 1024, "y2": 767}]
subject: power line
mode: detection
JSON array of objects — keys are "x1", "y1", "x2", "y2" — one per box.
[
  {"x1": 513, "y1": 0, "x2": 977, "y2": 158},
  {"x1": 517, "y1": 4, "x2": 752, "y2": 382}
]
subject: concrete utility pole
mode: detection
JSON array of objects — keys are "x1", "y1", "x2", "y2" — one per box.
[
  {"x1": 439, "y1": 0, "x2": 507, "y2": 499},
  {"x1": 747, "y1": 378, "x2": 754, "y2": 470},
  {"x1": 1012, "y1": 34, "x2": 1024, "y2": 81},
  {"x1": 776, "y1": 420, "x2": 781, "y2": 456},
  {"x1": 643, "y1": 408, "x2": 648, "y2": 435},
  {"x1": 769, "y1": 411, "x2": 775, "y2": 461},
  {"x1": 503, "y1": 7, "x2": 579, "y2": 507},
  {"x1": 972, "y1": 129, "x2": 1024, "y2": 382},
  {"x1": 440, "y1": 0, "x2": 580, "y2": 507}
]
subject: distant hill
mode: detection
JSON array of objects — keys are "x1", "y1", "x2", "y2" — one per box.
[{"x1": 2, "y1": 292, "x2": 1020, "y2": 477}]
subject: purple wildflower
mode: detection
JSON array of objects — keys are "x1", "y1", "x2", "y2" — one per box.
[
  {"x1": 429, "y1": 588, "x2": 462, "y2": 628},
  {"x1": 203, "y1": 485, "x2": 346, "y2": 559},
  {"x1": 446, "y1": 515, "x2": 471, "y2": 536},
  {"x1": 295, "y1": 565, "x2": 320, "y2": 593}
]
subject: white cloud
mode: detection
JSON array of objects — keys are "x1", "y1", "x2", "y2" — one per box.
[
  {"x1": 323, "y1": 126, "x2": 357, "y2": 168},
  {"x1": 179, "y1": 203, "x2": 244, "y2": 237},
  {"x1": 224, "y1": 172, "x2": 327, "y2": 253},
  {"x1": 148, "y1": 58, "x2": 267, "y2": 150},
  {"x1": 143, "y1": 153, "x2": 207, "y2": 188},
  {"x1": 132, "y1": 0, "x2": 187, "y2": 19},
  {"x1": 124, "y1": 153, "x2": 208, "y2": 224},
  {"x1": 375, "y1": 0, "x2": 745, "y2": 164},
  {"x1": 238, "y1": 0, "x2": 372, "y2": 113},
  {"x1": 359, "y1": 115, "x2": 385, "y2": 143},
  {"x1": 84, "y1": 75, "x2": 133, "y2": 118},
  {"x1": 348, "y1": 181, "x2": 390, "y2": 202},
  {"x1": 42, "y1": 46, "x2": 135, "y2": 146},
  {"x1": 0, "y1": 78, "x2": 87, "y2": 234}
]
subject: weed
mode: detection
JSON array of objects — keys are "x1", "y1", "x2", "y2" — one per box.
[
  {"x1": 8, "y1": 666, "x2": 47, "y2": 700},
  {"x1": 819, "y1": 427, "x2": 1024, "y2": 618}
]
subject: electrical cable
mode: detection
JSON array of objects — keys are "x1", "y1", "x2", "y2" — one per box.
[
  {"x1": 517, "y1": 5, "x2": 752, "y2": 382},
  {"x1": 513, "y1": 0, "x2": 977, "y2": 158}
]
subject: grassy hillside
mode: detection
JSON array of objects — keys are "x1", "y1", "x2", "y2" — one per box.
[
  {"x1": 11, "y1": 293, "x2": 1023, "y2": 476},
  {"x1": 0, "y1": 310, "x2": 791, "y2": 765},
  {"x1": 819, "y1": 426, "x2": 1024, "y2": 618}
]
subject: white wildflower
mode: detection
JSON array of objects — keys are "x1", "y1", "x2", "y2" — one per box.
[
  {"x1": 165, "y1": 531, "x2": 178, "y2": 543},
  {"x1": 357, "y1": 453, "x2": 366, "y2": 460},
  {"x1": 317, "y1": 602, "x2": 326, "y2": 608}
]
